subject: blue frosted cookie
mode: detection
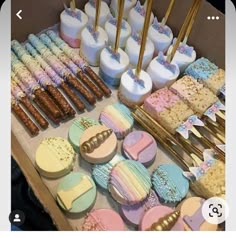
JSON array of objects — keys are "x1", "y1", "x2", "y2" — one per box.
[
  {"x1": 92, "y1": 153, "x2": 125, "y2": 190},
  {"x1": 151, "y1": 164, "x2": 189, "y2": 203}
]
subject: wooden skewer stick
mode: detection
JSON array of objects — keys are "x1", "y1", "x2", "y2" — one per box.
[
  {"x1": 94, "y1": 0, "x2": 101, "y2": 31},
  {"x1": 136, "y1": 0, "x2": 153, "y2": 77},
  {"x1": 167, "y1": 0, "x2": 201, "y2": 63},
  {"x1": 183, "y1": 0, "x2": 202, "y2": 44},
  {"x1": 161, "y1": 0, "x2": 176, "y2": 26},
  {"x1": 114, "y1": 0, "x2": 125, "y2": 52}
]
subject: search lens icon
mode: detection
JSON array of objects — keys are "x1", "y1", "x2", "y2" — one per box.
[{"x1": 212, "y1": 207, "x2": 219, "y2": 214}]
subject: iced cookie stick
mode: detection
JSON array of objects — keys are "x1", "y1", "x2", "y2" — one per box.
[
  {"x1": 28, "y1": 34, "x2": 95, "y2": 106},
  {"x1": 46, "y1": 30, "x2": 111, "y2": 97},
  {"x1": 25, "y1": 43, "x2": 85, "y2": 112},
  {"x1": 39, "y1": 33, "x2": 103, "y2": 100},
  {"x1": 11, "y1": 72, "x2": 48, "y2": 129},
  {"x1": 11, "y1": 95, "x2": 39, "y2": 136},
  {"x1": 11, "y1": 51, "x2": 62, "y2": 121},
  {"x1": 11, "y1": 40, "x2": 75, "y2": 117}
]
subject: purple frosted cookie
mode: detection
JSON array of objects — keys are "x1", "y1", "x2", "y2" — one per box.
[
  {"x1": 123, "y1": 131, "x2": 157, "y2": 166},
  {"x1": 120, "y1": 190, "x2": 160, "y2": 226}
]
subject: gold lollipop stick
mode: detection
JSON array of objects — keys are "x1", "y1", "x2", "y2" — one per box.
[
  {"x1": 94, "y1": 0, "x2": 101, "y2": 31},
  {"x1": 161, "y1": 0, "x2": 176, "y2": 26},
  {"x1": 136, "y1": 0, "x2": 153, "y2": 77},
  {"x1": 206, "y1": 118, "x2": 225, "y2": 133},
  {"x1": 70, "y1": 0, "x2": 76, "y2": 11},
  {"x1": 183, "y1": 0, "x2": 202, "y2": 44},
  {"x1": 114, "y1": 0, "x2": 125, "y2": 52},
  {"x1": 203, "y1": 125, "x2": 225, "y2": 144},
  {"x1": 167, "y1": 0, "x2": 201, "y2": 63}
]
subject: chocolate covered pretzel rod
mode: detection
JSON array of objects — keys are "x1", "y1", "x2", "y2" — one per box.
[
  {"x1": 11, "y1": 40, "x2": 75, "y2": 117},
  {"x1": 11, "y1": 51, "x2": 62, "y2": 120},
  {"x1": 47, "y1": 30, "x2": 112, "y2": 96},
  {"x1": 28, "y1": 34, "x2": 95, "y2": 105},
  {"x1": 11, "y1": 95, "x2": 39, "y2": 136},
  {"x1": 39, "y1": 34, "x2": 103, "y2": 100},
  {"x1": 25, "y1": 43, "x2": 85, "y2": 111},
  {"x1": 11, "y1": 73, "x2": 49, "y2": 129}
]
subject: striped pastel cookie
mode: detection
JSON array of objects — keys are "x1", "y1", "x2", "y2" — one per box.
[
  {"x1": 152, "y1": 164, "x2": 189, "y2": 203},
  {"x1": 92, "y1": 153, "x2": 125, "y2": 190},
  {"x1": 109, "y1": 160, "x2": 151, "y2": 205},
  {"x1": 99, "y1": 103, "x2": 134, "y2": 139}
]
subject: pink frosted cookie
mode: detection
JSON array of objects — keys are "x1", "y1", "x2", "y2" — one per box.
[
  {"x1": 140, "y1": 206, "x2": 184, "y2": 231},
  {"x1": 123, "y1": 131, "x2": 157, "y2": 166},
  {"x1": 82, "y1": 209, "x2": 125, "y2": 231},
  {"x1": 120, "y1": 190, "x2": 160, "y2": 226}
]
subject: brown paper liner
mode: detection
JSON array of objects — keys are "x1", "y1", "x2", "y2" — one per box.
[
  {"x1": 46, "y1": 85, "x2": 75, "y2": 116},
  {"x1": 34, "y1": 88, "x2": 63, "y2": 119},
  {"x1": 77, "y1": 71, "x2": 103, "y2": 99},
  {"x1": 60, "y1": 82, "x2": 85, "y2": 112},
  {"x1": 21, "y1": 96, "x2": 49, "y2": 129},
  {"x1": 12, "y1": 102, "x2": 39, "y2": 136},
  {"x1": 66, "y1": 74, "x2": 96, "y2": 105},
  {"x1": 84, "y1": 67, "x2": 112, "y2": 97}
]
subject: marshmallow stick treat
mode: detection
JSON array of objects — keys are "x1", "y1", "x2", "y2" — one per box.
[
  {"x1": 60, "y1": 1, "x2": 88, "y2": 48},
  {"x1": 11, "y1": 94, "x2": 39, "y2": 136},
  {"x1": 11, "y1": 51, "x2": 63, "y2": 122},
  {"x1": 39, "y1": 34, "x2": 103, "y2": 100},
  {"x1": 11, "y1": 40, "x2": 76, "y2": 118},
  {"x1": 28, "y1": 34, "x2": 95, "y2": 106},
  {"x1": 46, "y1": 30, "x2": 112, "y2": 97},
  {"x1": 110, "y1": 0, "x2": 137, "y2": 19},
  {"x1": 80, "y1": 0, "x2": 108, "y2": 66},
  {"x1": 11, "y1": 72, "x2": 49, "y2": 130},
  {"x1": 167, "y1": 0, "x2": 201, "y2": 73},
  {"x1": 147, "y1": 0, "x2": 202, "y2": 89},
  {"x1": 99, "y1": 0, "x2": 130, "y2": 87},
  {"x1": 148, "y1": 0, "x2": 175, "y2": 55},
  {"x1": 119, "y1": 0, "x2": 153, "y2": 108},
  {"x1": 25, "y1": 43, "x2": 85, "y2": 112}
]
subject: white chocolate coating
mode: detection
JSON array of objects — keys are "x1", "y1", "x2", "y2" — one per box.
[
  {"x1": 148, "y1": 23, "x2": 173, "y2": 55},
  {"x1": 167, "y1": 43, "x2": 197, "y2": 73},
  {"x1": 110, "y1": 0, "x2": 137, "y2": 19},
  {"x1": 105, "y1": 19, "x2": 131, "y2": 49},
  {"x1": 125, "y1": 36, "x2": 154, "y2": 69},
  {"x1": 147, "y1": 56, "x2": 180, "y2": 90},
  {"x1": 80, "y1": 26, "x2": 108, "y2": 66},
  {"x1": 100, "y1": 48, "x2": 130, "y2": 86},
  {"x1": 127, "y1": 5, "x2": 154, "y2": 33},
  {"x1": 119, "y1": 69, "x2": 152, "y2": 105},
  {"x1": 85, "y1": 1, "x2": 110, "y2": 27}
]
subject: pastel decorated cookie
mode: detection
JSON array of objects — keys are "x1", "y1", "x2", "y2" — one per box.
[
  {"x1": 56, "y1": 172, "x2": 96, "y2": 213},
  {"x1": 148, "y1": 17, "x2": 173, "y2": 55},
  {"x1": 125, "y1": 33, "x2": 155, "y2": 69},
  {"x1": 120, "y1": 190, "x2": 160, "y2": 226},
  {"x1": 92, "y1": 153, "x2": 125, "y2": 190},
  {"x1": 109, "y1": 160, "x2": 151, "y2": 205},
  {"x1": 147, "y1": 52, "x2": 180, "y2": 89},
  {"x1": 127, "y1": 1, "x2": 154, "y2": 34},
  {"x1": 60, "y1": 6, "x2": 88, "y2": 48},
  {"x1": 110, "y1": 0, "x2": 137, "y2": 19},
  {"x1": 82, "y1": 209, "x2": 125, "y2": 231},
  {"x1": 68, "y1": 117, "x2": 100, "y2": 152},
  {"x1": 85, "y1": 0, "x2": 110, "y2": 27},
  {"x1": 151, "y1": 164, "x2": 189, "y2": 203},
  {"x1": 178, "y1": 197, "x2": 218, "y2": 231},
  {"x1": 99, "y1": 46, "x2": 130, "y2": 87},
  {"x1": 119, "y1": 69, "x2": 153, "y2": 108},
  {"x1": 80, "y1": 125, "x2": 118, "y2": 164},
  {"x1": 167, "y1": 41, "x2": 197, "y2": 73},
  {"x1": 104, "y1": 16, "x2": 131, "y2": 49},
  {"x1": 35, "y1": 137, "x2": 75, "y2": 179},
  {"x1": 99, "y1": 103, "x2": 134, "y2": 139},
  {"x1": 80, "y1": 25, "x2": 108, "y2": 66},
  {"x1": 123, "y1": 131, "x2": 157, "y2": 166},
  {"x1": 140, "y1": 206, "x2": 185, "y2": 231}
]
